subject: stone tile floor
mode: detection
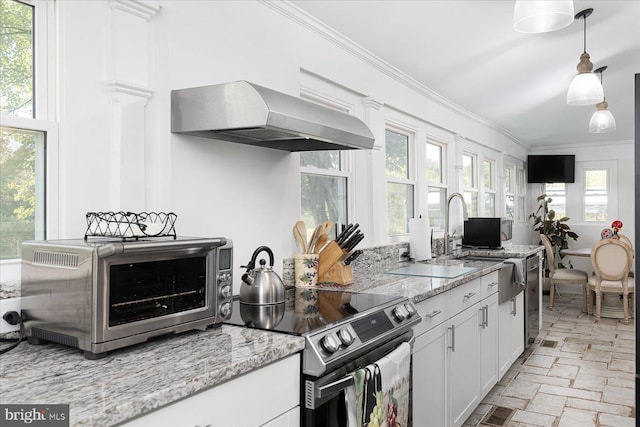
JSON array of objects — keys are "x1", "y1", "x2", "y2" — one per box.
[{"x1": 463, "y1": 294, "x2": 636, "y2": 427}]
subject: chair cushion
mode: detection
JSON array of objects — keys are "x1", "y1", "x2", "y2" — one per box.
[
  {"x1": 553, "y1": 268, "x2": 588, "y2": 281},
  {"x1": 588, "y1": 275, "x2": 635, "y2": 292}
]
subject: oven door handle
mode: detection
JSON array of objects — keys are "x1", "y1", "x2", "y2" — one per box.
[
  {"x1": 315, "y1": 375, "x2": 355, "y2": 399},
  {"x1": 314, "y1": 336, "x2": 415, "y2": 399}
]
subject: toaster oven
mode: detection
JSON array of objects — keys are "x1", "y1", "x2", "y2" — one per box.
[{"x1": 21, "y1": 236, "x2": 233, "y2": 359}]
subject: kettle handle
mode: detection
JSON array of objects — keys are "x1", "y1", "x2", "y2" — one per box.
[{"x1": 244, "y1": 246, "x2": 274, "y2": 270}]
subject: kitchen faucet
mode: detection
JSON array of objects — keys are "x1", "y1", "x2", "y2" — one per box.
[{"x1": 444, "y1": 192, "x2": 468, "y2": 256}]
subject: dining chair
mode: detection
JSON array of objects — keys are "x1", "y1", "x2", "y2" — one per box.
[
  {"x1": 618, "y1": 233, "x2": 633, "y2": 249},
  {"x1": 588, "y1": 238, "x2": 635, "y2": 324},
  {"x1": 540, "y1": 234, "x2": 589, "y2": 312}
]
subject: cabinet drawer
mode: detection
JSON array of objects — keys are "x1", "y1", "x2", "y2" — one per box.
[
  {"x1": 481, "y1": 271, "x2": 500, "y2": 299},
  {"x1": 413, "y1": 291, "x2": 450, "y2": 337},
  {"x1": 450, "y1": 278, "x2": 482, "y2": 314}
]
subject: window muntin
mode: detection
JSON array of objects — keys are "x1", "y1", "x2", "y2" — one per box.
[
  {"x1": 386, "y1": 128, "x2": 414, "y2": 235},
  {"x1": 584, "y1": 169, "x2": 608, "y2": 222}
]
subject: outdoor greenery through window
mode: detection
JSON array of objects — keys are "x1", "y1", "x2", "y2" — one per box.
[
  {"x1": 1, "y1": 0, "x2": 44, "y2": 260},
  {"x1": 426, "y1": 141, "x2": 446, "y2": 230},
  {"x1": 462, "y1": 153, "x2": 478, "y2": 217},
  {"x1": 483, "y1": 159, "x2": 495, "y2": 216},
  {"x1": 504, "y1": 165, "x2": 514, "y2": 219},
  {"x1": 544, "y1": 183, "x2": 567, "y2": 219},
  {"x1": 386, "y1": 129, "x2": 414, "y2": 235},
  {"x1": 300, "y1": 151, "x2": 347, "y2": 239},
  {"x1": 584, "y1": 169, "x2": 608, "y2": 222}
]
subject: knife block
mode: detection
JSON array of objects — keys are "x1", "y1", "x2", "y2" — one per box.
[
  {"x1": 317, "y1": 241, "x2": 345, "y2": 278},
  {"x1": 318, "y1": 262, "x2": 354, "y2": 286}
]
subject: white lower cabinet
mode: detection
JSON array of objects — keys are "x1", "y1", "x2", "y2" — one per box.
[
  {"x1": 498, "y1": 292, "x2": 525, "y2": 379},
  {"x1": 120, "y1": 354, "x2": 300, "y2": 427},
  {"x1": 413, "y1": 274, "x2": 503, "y2": 427}
]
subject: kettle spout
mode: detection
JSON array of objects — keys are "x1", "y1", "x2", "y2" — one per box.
[{"x1": 241, "y1": 273, "x2": 255, "y2": 286}]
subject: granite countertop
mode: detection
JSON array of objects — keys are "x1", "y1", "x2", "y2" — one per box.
[
  {"x1": 0, "y1": 325, "x2": 305, "y2": 427},
  {"x1": 343, "y1": 245, "x2": 544, "y2": 304},
  {"x1": 0, "y1": 244, "x2": 542, "y2": 426}
]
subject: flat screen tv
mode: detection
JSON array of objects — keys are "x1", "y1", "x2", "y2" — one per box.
[{"x1": 527, "y1": 155, "x2": 575, "y2": 183}]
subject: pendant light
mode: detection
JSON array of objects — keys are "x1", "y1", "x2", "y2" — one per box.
[
  {"x1": 589, "y1": 66, "x2": 616, "y2": 133},
  {"x1": 566, "y1": 8, "x2": 604, "y2": 106},
  {"x1": 513, "y1": 1, "x2": 574, "y2": 34}
]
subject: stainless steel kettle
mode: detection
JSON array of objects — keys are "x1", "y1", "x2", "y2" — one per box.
[{"x1": 240, "y1": 246, "x2": 285, "y2": 305}]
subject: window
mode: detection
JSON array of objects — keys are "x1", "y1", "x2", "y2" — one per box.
[
  {"x1": 462, "y1": 152, "x2": 478, "y2": 217},
  {"x1": 504, "y1": 165, "x2": 514, "y2": 219},
  {"x1": 426, "y1": 140, "x2": 447, "y2": 230},
  {"x1": 483, "y1": 159, "x2": 495, "y2": 216},
  {"x1": 1, "y1": 0, "x2": 51, "y2": 261},
  {"x1": 516, "y1": 168, "x2": 526, "y2": 222},
  {"x1": 544, "y1": 183, "x2": 566, "y2": 219},
  {"x1": 584, "y1": 168, "x2": 608, "y2": 222},
  {"x1": 386, "y1": 128, "x2": 414, "y2": 235}
]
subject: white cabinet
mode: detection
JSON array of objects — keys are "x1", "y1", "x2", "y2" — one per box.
[
  {"x1": 498, "y1": 292, "x2": 525, "y2": 379},
  {"x1": 120, "y1": 354, "x2": 300, "y2": 427},
  {"x1": 413, "y1": 273, "x2": 501, "y2": 427},
  {"x1": 479, "y1": 292, "x2": 499, "y2": 398},
  {"x1": 413, "y1": 322, "x2": 448, "y2": 427},
  {"x1": 448, "y1": 301, "x2": 482, "y2": 427}
]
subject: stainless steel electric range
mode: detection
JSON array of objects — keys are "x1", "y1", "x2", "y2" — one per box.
[{"x1": 225, "y1": 287, "x2": 421, "y2": 426}]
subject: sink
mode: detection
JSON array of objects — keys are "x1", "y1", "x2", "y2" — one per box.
[{"x1": 385, "y1": 263, "x2": 477, "y2": 279}]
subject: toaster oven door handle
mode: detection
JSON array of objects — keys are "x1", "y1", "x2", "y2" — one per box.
[{"x1": 97, "y1": 238, "x2": 228, "y2": 256}]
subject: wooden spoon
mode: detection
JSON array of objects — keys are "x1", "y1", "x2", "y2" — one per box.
[{"x1": 293, "y1": 221, "x2": 307, "y2": 254}]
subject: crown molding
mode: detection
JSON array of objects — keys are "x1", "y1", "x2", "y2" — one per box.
[
  {"x1": 263, "y1": 0, "x2": 523, "y2": 148},
  {"x1": 107, "y1": 80, "x2": 155, "y2": 99},
  {"x1": 109, "y1": 0, "x2": 160, "y2": 21}
]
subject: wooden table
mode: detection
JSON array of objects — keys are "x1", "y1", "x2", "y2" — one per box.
[{"x1": 561, "y1": 247, "x2": 627, "y2": 319}]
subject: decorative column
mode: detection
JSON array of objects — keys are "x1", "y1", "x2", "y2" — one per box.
[
  {"x1": 363, "y1": 96, "x2": 386, "y2": 243},
  {"x1": 106, "y1": 1, "x2": 159, "y2": 210}
]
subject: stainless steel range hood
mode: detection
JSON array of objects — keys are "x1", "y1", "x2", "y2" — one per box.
[{"x1": 171, "y1": 81, "x2": 374, "y2": 151}]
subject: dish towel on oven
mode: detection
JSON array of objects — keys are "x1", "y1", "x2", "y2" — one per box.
[
  {"x1": 505, "y1": 257, "x2": 525, "y2": 286},
  {"x1": 369, "y1": 342, "x2": 411, "y2": 427},
  {"x1": 346, "y1": 365, "x2": 370, "y2": 427}
]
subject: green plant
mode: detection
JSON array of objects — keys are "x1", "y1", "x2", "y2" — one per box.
[{"x1": 529, "y1": 194, "x2": 579, "y2": 269}]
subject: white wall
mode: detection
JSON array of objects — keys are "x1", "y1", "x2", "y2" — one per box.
[
  {"x1": 49, "y1": 1, "x2": 629, "y2": 295},
  {"x1": 529, "y1": 140, "x2": 635, "y2": 278}
]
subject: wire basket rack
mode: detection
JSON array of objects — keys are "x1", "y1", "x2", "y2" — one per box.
[{"x1": 84, "y1": 211, "x2": 177, "y2": 241}]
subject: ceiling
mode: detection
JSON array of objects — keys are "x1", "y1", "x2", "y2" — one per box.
[{"x1": 289, "y1": 0, "x2": 640, "y2": 148}]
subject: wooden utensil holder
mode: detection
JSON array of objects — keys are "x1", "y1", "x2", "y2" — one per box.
[{"x1": 318, "y1": 261, "x2": 354, "y2": 286}]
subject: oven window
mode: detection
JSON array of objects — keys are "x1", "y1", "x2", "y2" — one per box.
[{"x1": 108, "y1": 256, "x2": 207, "y2": 326}]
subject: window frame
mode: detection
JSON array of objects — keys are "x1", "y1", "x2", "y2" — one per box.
[
  {"x1": 425, "y1": 138, "x2": 448, "y2": 231},
  {"x1": 462, "y1": 151, "x2": 479, "y2": 217},
  {"x1": 576, "y1": 160, "x2": 618, "y2": 223},
  {"x1": 385, "y1": 124, "x2": 416, "y2": 236},
  {"x1": 0, "y1": 0, "x2": 57, "y2": 280}
]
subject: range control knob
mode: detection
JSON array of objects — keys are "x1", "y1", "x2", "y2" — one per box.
[
  {"x1": 220, "y1": 285, "x2": 232, "y2": 299},
  {"x1": 320, "y1": 333, "x2": 341, "y2": 354},
  {"x1": 219, "y1": 302, "x2": 232, "y2": 318},
  {"x1": 337, "y1": 328, "x2": 355, "y2": 347},
  {"x1": 392, "y1": 305, "x2": 408, "y2": 322},
  {"x1": 404, "y1": 303, "x2": 417, "y2": 317}
]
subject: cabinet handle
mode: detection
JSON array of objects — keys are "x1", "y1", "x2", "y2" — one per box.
[
  {"x1": 511, "y1": 297, "x2": 516, "y2": 316},
  {"x1": 479, "y1": 306, "x2": 485, "y2": 328},
  {"x1": 488, "y1": 282, "x2": 498, "y2": 287},
  {"x1": 425, "y1": 310, "x2": 442, "y2": 318},
  {"x1": 484, "y1": 305, "x2": 489, "y2": 328},
  {"x1": 448, "y1": 325, "x2": 455, "y2": 352},
  {"x1": 463, "y1": 292, "x2": 476, "y2": 299}
]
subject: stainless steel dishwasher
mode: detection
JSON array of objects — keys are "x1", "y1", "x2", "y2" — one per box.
[{"x1": 525, "y1": 254, "x2": 540, "y2": 347}]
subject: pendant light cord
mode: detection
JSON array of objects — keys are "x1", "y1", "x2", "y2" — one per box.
[{"x1": 583, "y1": 15, "x2": 587, "y2": 53}]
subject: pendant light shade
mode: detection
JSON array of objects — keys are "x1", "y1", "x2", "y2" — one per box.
[
  {"x1": 566, "y1": 9, "x2": 603, "y2": 106},
  {"x1": 513, "y1": 1, "x2": 574, "y2": 33},
  {"x1": 589, "y1": 66, "x2": 616, "y2": 133}
]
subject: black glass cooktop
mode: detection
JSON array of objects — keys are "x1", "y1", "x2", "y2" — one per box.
[{"x1": 224, "y1": 288, "x2": 402, "y2": 336}]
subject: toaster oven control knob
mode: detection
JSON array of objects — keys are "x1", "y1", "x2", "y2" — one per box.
[
  {"x1": 320, "y1": 334, "x2": 341, "y2": 354},
  {"x1": 218, "y1": 273, "x2": 232, "y2": 284},
  {"x1": 404, "y1": 303, "x2": 417, "y2": 317},
  {"x1": 220, "y1": 285, "x2": 232, "y2": 299},
  {"x1": 337, "y1": 328, "x2": 355, "y2": 347},
  {"x1": 219, "y1": 302, "x2": 232, "y2": 318},
  {"x1": 392, "y1": 305, "x2": 408, "y2": 322}
]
